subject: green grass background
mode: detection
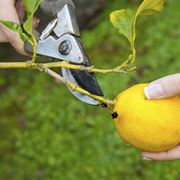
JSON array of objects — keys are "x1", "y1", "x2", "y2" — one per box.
[{"x1": 0, "y1": 0, "x2": 180, "y2": 179}]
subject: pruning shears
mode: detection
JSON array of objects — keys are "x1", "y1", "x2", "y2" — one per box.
[{"x1": 27, "y1": 0, "x2": 104, "y2": 105}]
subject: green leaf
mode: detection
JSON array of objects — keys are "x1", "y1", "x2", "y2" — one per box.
[
  {"x1": 0, "y1": 20, "x2": 30, "y2": 42},
  {"x1": 110, "y1": 0, "x2": 165, "y2": 62},
  {"x1": 0, "y1": 21, "x2": 19, "y2": 30},
  {"x1": 110, "y1": 9, "x2": 135, "y2": 42},
  {"x1": 23, "y1": 16, "x2": 33, "y2": 35},
  {"x1": 23, "y1": 0, "x2": 42, "y2": 15},
  {"x1": 23, "y1": 0, "x2": 42, "y2": 36},
  {"x1": 137, "y1": 0, "x2": 165, "y2": 15}
]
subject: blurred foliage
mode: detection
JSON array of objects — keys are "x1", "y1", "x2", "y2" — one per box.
[{"x1": 0, "y1": 0, "x2": 180, "y2": 179}]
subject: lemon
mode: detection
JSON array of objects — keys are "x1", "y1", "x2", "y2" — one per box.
[{"x1": 113, "y1": 84, "x2": 180, "y2": 152}]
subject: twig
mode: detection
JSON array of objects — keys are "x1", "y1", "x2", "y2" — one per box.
[
  {"x1": 0, "y1": 61, "x2": 136, "y2": 74},
  {"x1": 0, "y1": 59, "x2": 135, "y2": 109},
  {"x1": 43, "y1": 67, "x2": 115, "y2": 109},
  {"x1": 43, "y1": 61, "x2": 136, "y2": 74},
  {"x1": 0, "y1": 61, "x2": 34, "y2": 69}
]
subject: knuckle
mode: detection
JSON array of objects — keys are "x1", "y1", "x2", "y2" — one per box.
[{"x1": 6, "y1": 31, "x2": 17, "y2": 42}]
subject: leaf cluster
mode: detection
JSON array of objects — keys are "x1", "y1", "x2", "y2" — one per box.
[{"x1": 110, "y1": 0, "x2": 165, "y2": 63}]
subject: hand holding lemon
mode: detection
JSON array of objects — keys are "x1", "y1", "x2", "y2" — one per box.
[
  {"x1": 113, "y1": 74, "x2": 180, "y2": 161},
  {"x1": 142, "y1": 74, "x2": 180, "y2": 161}
]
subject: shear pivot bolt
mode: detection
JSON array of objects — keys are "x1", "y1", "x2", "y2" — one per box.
[{"x1": 59, "y1": 40, "x2": 72, "y2": 55}]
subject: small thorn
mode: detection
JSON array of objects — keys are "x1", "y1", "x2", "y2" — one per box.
[
  {"x1": 101, "y1": 103, "x2": 108, "y2": 108},
  {"x1": 112, "y1": 112, "x2": 118, "y2": 119}
]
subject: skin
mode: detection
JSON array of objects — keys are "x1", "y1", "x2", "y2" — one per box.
[
  {"x1": 143, "y1": 74, "x2": 180, "y2": 161},
  {"x1": 0, "y1": 0, "x2": 179, "y2": 162},
  {"x1": 0, "y1": 0, "x2": 39, "y2": 55}
]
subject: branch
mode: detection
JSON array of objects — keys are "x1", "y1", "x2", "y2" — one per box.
[
  {"x1": 43, "y1": 67, "x2": 115, "y2": 109},
  {"x1": 0, "y1": 61, "x2": 115, "y2": 108},
  {"x1": 43, "y1": 61, "x2": 136, "y2": 74},
  {"x1": 0, "y1": 61, "x2": 136, "y2": 74},
  {"x1": 0, "y1": 61, "x2": 34, "y2": 69},
  {"x1": 31, "y1": 36, "x2": 37, "y2": 63}
]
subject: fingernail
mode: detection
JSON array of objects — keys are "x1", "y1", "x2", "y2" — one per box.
[
  {"x1": 144, "y1": 84, "x2": 165, "y2": 99},
  {"x1": 24, "y1": 42, "x2": 33, "y2": 55},
  {"x1": 142, "y1": 157, "x2": 152, "y2": 161}
]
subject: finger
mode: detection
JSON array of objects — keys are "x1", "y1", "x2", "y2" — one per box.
[
  {"x1": 0, "y1": 0, "x2": 27, "y2": 55},
  {"x1": 141, "y1": 145, "x2": 180, "y2": 161},
  {"x1": 0, "y1": 28, "x2": 8, "y2": 42},
  {"x1": 15, "y1": 0, "x2": 25, "y2": 21},
  {"x1": 144, "y1": 73, "x2": 180, "y2": 99},
  {"x1": 16, "y1": 1, "x2": 40, "y2": 29}
]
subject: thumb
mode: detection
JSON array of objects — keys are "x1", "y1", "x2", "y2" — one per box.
[
  {"x1": 0, "y1": 0, "x2": 26, "y2": 55},
  {"x1": 144, "y1": 73, "x2": 180, "y2": 99}
]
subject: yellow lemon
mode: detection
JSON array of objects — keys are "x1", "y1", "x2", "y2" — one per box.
[{"x1": 113, "y1": 84, "x2": 180, "y2": 152}]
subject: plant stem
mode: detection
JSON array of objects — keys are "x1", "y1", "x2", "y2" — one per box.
[
  {"x1": 0, "y1": 61, "x2": 136, "y2": 74},
  {"x1": 31, "y1": 36, "x2": 37, "y2": 63},
  {"x1": 0, "y1": 61, "x2": 115, "y2": 108},
  {"x1": 0, "y1": 62, "x2": 34, "y2": 69},
  {"x1": 44, "y1": 67, "x2": 115, "y2": 109},
  {"x1": 0, "y1": 60, "x2": 136, "y2": 109},
  {"x1": 43, "y1": 62, "x2": 136, "y2": 74}
]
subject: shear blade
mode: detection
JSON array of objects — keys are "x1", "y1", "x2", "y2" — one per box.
[
  {"x1": 62, "y1": 68, "x2": 103, "y2": 105},
  {"x1": 70, "y1": 69, "x2": 103, "y2": 96}
]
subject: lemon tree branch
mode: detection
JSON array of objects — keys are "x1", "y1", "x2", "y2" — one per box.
[
  {"x1": 0, "y1": 61, "x2": 115, "y2": 108},
  {"x1": 43, "y1": 67, "x2": 115, "y2": 109},
  {"x1": 31, "y1": 37, "x2": 37, "y2": 63},
  {"x1": 43, "y1": 61, "x2": 137, "y2": 74},
  {"x1": 0, "y1": 61, "x2": 136, "y2": 74}
]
